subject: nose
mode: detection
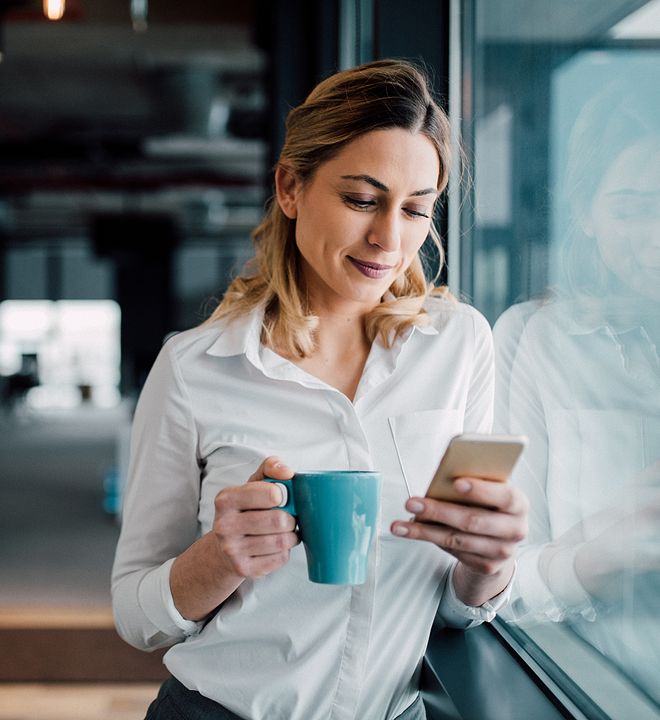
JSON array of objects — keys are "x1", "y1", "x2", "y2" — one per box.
[{"x1": 367, "y1": 209, "x2": 401, "y2": 253}]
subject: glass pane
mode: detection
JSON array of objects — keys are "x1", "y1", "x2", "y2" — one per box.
[{"x1": 461, "y1": 1, "x2": 660, "y2": 714}]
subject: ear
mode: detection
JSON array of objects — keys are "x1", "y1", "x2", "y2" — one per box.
[{"x1": 275, "y1": 165, "x2": 301, "y2": 219}]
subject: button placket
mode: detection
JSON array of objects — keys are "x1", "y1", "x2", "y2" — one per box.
[
  {"x1": 320, "y1": 393, "x2": 379, "y2": 719},
  {"x1": 326, "y1": 393, "x2": 373, "y2": 470}
]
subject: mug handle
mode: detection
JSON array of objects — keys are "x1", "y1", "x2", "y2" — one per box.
[{"x1": 264, "y1": 477, "x2": 296, "y2": 515}]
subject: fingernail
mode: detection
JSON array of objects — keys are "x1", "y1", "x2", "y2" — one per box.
[
  {"x1": 407, "y1": 499, "x2": 424, "y2": 513},
  {"x1": 392, "y1": 524, "x2": 409, "y2": 536},
  {"x1": 454, "y1": 479, "x2": 472, "y2": 494}
]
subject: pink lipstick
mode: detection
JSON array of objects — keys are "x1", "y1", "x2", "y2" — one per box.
[{"x1": 347, "y1": 257, "x2": 393, "y2": 279}]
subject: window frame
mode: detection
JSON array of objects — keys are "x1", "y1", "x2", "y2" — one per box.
[{"x1": 446, "y1": 2, "x2": 660, "y2": 719}]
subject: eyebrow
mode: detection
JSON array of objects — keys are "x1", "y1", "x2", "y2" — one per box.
[
  {"x1": 340, "y1": 174, "x2": 438, "y2": 197},
  {"x1": 605, "y1": 189, "x2": 660, "y2": 197}
]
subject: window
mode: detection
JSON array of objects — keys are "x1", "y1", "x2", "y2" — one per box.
[
  {"x1": 453, "y1": 1, "x2": 660, "y2": 717},
  {"x1": 0, "y1": 300, "x2": 121, "y2": 409}
]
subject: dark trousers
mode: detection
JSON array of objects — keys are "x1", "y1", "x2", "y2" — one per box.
[{"x1": 145, "y1": 676, "x2": 427, "y2": 720}]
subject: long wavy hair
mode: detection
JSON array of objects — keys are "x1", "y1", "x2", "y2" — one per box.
[{"x1": 206, "y1": 59, "x2": 453, "y2": 357}]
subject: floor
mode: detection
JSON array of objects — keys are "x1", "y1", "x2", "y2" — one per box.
[
  {"x1": 0, "y1": 683, "x2": 159, "y2": 720},
  {"x1": 0, "y1": 402, "x2": 161, "y2": 718},
  {"x1": 0, "y1": 402, "x2": 128, "y2": 608}
]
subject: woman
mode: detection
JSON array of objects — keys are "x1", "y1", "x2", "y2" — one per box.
[
  {"x1": 112, "y1": 59, "x2": 528, "y2": 720},
  {"x1": 494, "y1": 66, "x2": 660, "y2": 701}
]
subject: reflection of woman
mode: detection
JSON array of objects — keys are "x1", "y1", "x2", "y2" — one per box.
[
  {"x1": 112, "y1": 60, "x2": 528, "y2": 720},
  {"x1": 495, "y1": 70, "x2": 660, "y2": 701}
]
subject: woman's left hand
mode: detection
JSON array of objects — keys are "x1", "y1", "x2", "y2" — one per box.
[{"x1": 391, "y1": 477, "x2": 528, "y2": 607}]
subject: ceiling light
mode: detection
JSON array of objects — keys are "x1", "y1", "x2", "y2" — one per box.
[
  {"x1": 131, "y1": 0, "x2": 147, "y2": 32},
  {"x1": 43, "y1": 0, "x2": 65, "y2": 21}
]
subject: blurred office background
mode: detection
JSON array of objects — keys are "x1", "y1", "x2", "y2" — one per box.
[
  {"x1": 0, "y1": 1, "x2": 447, "y2": 716},
  {"x1": 0, "y1": 1, "x2": 658, "y2": 719}
]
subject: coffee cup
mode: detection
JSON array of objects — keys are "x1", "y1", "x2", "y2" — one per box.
[{"x1": 265, "y1": 471, "x2": 381, "y2": 585}]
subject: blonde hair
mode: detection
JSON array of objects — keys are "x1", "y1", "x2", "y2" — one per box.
[{"x1": 207, "y1": 59, "x2": 453, "y2": 358}]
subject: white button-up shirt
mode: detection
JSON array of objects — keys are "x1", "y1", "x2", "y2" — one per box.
[
  {"x1": 112, "y1": 296, "x2": 504, "y2": 720},
  {"x1": 493, "y1": 299, "x2": 660, "y2": 703}
]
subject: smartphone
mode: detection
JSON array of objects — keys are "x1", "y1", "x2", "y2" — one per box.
[{"x1": 425, "y1": 433, "x2": 527, "y2": 505}]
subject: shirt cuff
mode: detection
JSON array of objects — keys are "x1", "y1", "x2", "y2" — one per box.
[
  {"x1": 541, "y1": 544, "x2": 598, "y2": 621},
  {"x1": 137, "y1": 558, "x2": 204, "y2": 639},
  {"x1": 437, "y1": 561, "x2": 515, "y2": 629}
]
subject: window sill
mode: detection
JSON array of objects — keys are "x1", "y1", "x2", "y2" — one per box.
[{"x1": 422, "y1": 619, "x2": 572, "y2": 720}]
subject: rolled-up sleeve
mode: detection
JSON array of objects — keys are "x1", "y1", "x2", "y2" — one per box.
[
  {"x1": 111, "y1": 339, "x2": 204, "y2": 651},
  {"x1": 437, "y1": 562, "x2": 515, "y2": 629}
]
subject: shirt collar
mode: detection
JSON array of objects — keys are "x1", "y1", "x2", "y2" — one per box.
[
  {"x1": 547, "y1": 295, "x2": 651, "y2": 337},
  {"x1": 411, "y1": 322, "x2": 438, "y2": 337},
  {"x1": 564, "y1": 314, "x2": 651, "y2": 341},
  {"x1": 354, "y1": 316, "x2": 438, "y2": 401},
  {"x1": 204, "y1": 302, "x2": 438, "y2": 387},
  {"x1": 205, "y1": 302, "x2": 438, "y2": 354},
  {"x1": 205, "y1": 305, "x2": 265, "y2": 361}
]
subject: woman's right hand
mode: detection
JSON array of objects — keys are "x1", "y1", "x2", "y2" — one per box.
[
  {"x1": 170, "y1": 456, "x2": 299, "y2": 622},
  {"x1": 573, "y1": 462, "x2": 660, "y2": 601},
  {"x1": 212, "y1": 456, "x2": 300, "y2": 579}
]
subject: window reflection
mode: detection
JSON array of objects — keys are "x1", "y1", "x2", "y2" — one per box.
[
  {"x1": 462, "y1": 1, "x2": 660, "y2": 710},
  {"x1": 493, "y1": 55, "x2": 660, "y2": 706}
]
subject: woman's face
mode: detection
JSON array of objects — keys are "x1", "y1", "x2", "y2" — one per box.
[
  {"x1": 587, "y1": 135, "x2": 660, "y2": 301},
  {"x1": 276, "y1": 128, "x2": 440, "y2": 315}
]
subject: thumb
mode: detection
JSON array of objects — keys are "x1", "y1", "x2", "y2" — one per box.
[{"x1": 248, "y1": 456, "x2": 294, "y2": 483}]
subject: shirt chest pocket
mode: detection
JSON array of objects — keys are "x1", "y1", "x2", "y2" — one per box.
[{"x1": 388, "y1": 408, "x2": 463, "y2": 498}]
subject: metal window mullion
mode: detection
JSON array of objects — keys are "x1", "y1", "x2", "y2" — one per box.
[{"x1": 339, "y1": 0, "x2": 374, "y2": 69}]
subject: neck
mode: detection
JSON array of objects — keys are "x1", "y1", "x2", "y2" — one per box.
[
  {"x1": 303, "y1": 284, "x2": 379, "y2": 349},
  {"x1": 289, "y1": 303, "x2": 373, "y2": 402},
  {"x1": 312, "y1": 309, "x2": 370, "y2": 357}
]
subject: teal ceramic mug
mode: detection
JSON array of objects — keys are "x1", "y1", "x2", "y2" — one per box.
[{"x1": 265, "y1": 471, "x2": 381, "y2": 585}]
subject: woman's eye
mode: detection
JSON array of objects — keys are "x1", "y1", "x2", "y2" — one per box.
[
  {"x1": 343, "y1": 195, "x2": 376, "y2": 210},
  {"x1": 342, "y1": 194, "x2": 431, "y2": 218},
  {"x1": 610, "y1": 199, "x2": 659, "y2": 221},
  {"x1": 404, "y1": 207, "x2": 430, "y2": 219}
]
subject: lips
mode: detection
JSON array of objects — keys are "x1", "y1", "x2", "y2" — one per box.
[{"x1": 347, "y1": 256, "x2": 394, "y2": 279}]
